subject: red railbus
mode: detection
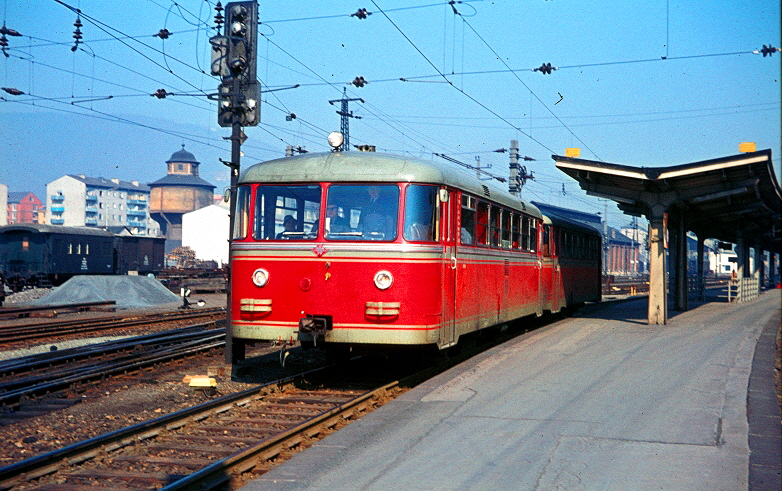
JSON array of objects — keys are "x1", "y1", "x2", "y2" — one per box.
[{"x1": 227, "y1": 151, "x2": 601, "y2": 362}]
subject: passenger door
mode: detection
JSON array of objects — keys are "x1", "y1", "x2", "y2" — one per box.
[
  {"x1": 440, "y1": 188, "x2": 458, "y2": 348},
  {"x1": 542, "y1": 224, "x2": 559, "y2": 312}
]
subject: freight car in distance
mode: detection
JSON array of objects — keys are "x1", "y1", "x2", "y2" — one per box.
[{"x1": 0, "y1": 224, "x2": 165, "y2": 289}]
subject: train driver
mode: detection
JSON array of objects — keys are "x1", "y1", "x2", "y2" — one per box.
[{"x1": 276, "y1": 215, "x2": 297, "y2": 239}]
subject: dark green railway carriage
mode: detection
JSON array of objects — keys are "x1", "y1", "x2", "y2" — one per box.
[{"x1": 0, "y1": 224, "x2": 116, "y2": 285}]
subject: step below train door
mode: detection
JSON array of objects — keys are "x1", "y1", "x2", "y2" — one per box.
[{"x1": 440, "y1": 187, "x2": 458, "y2": 348}]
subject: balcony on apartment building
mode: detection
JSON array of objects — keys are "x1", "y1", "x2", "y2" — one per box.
[
  {"x1": 51, "y1": 194, "x2": 65, "y2": 202},
  {"x1": 50, "y1": 205, "x2": 65, "y2": 213},
  {"x1": 127, "y1": 219, "x2": 147, "y2": 228}
]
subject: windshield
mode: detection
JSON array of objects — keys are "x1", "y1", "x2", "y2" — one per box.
[
  {"x1": 254, "y1": 185, "x2": 320, "y2": 240},
  {"x1": 318, "y1": 184, "x2": 400, "y2": 241},
  {"x1": 403, "y1": 185, "x2": 438, "y2": 242}
]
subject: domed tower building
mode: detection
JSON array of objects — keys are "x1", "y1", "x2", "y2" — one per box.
[{"x1": 149, "y1": 146, "x2": 215, "y2": 252}]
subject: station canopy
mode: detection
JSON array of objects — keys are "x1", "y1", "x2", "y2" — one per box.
[{"x1": 552, "y1": 149, "x2": 781, "y2": 253}]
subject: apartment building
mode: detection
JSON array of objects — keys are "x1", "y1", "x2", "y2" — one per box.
[{"x1": 45, "y1": 175, "x2": 160, "y2": 236}]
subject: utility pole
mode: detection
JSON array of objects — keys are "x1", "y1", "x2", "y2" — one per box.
[
  {"x1": 501, "y1": 140, "x2": 534, "y2": 197},
  {"x1": 508, "y1": 139, "x2": 520, "y2": 196},
  {"x1": 329, "y1": 88, "x2": 363, "y2": 151},
  {"x1": 475, "y1": 156, "x2": 487, "y2": 180}
]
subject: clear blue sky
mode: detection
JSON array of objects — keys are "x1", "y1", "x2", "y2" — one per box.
[{"x1": 1, "y1": 0, "x2": 779, "y2": 230}]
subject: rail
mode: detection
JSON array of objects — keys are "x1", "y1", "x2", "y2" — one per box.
[
  {"x1": 0, "y1": 367, "x2": 401, "y2": 491},
  {"x1": 603, "y1": 276, "x2": 730, "y2": 297},
  {"x1": 0, "y1": 307, "x2": 225, "y2": 343},
  {"x1": 0, "y1": 327, "x2": 225, "y2": 409},
  {"x1": 0, "y1": 301, "x2": 116, "y2": 319}
]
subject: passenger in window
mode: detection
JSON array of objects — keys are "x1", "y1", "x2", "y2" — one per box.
[
  {"x1": 360, "y1": 186, "x2": 386, "y2": 218},
  {"x1": 312, "y1": 204, "x2": 350, "y2": 236},
  {"x1": 276, "y1": 215, "x2": 297, "y2": 239},
  {"x1": 461, "y1": 212, "x2": 474, "y2": 244},
  {"x1": 359, "y1": 186, "x2": 394, "y2": 239},
  {"x1": 325, "y1": 204, "x2": 350, "y2": 233}
]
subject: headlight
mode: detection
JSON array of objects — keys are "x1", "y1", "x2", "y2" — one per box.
[
  {"x1": 373, "y1": 270, "x2": 393, "y2": 290},
  {"x1": 252, "y1": 268, "x2": 269, "y2": 287}
]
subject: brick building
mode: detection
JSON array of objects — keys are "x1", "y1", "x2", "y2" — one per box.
[{"x1": 7, "y1": 191, "x2": 44, "y2": 224}]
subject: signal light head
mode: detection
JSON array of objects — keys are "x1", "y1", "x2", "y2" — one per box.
[{"x1": 230, "y1": 20, "x2": 247, "y2": 37}]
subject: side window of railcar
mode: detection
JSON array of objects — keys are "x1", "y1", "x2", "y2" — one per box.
[
  {"x1": 475, "y1": 201, "x2": 489, "y2": 246},
  {"x1": 511, "y1": 213, "x2": 520, "y2": 249},
  {"x1": 322, "y1": 184, "x2": 399, "y2": 241},
  {"x1": 490, "y1": 206, "x2": 502, "y2": 248},
  {"x1": 460, "y1": 195, "x2": 476, "y2": 245},
  {"x1": 562, "y1": 230, "x2": 572, "y2": 257},
  {"x1": 542, "y1": 225, "x2": 550, "y2": 257},
  {"x1": 254, "y1": 185, "x2": 320, "y2": 240},
  {"x1": 529, "y1": 218, "x2": 537, "y2": 253},
  {"x1": 501, "y1": 209, "x2": 511, "y2": 248},
  {"x1": 521, "y1": 215, "x2": 531, "y2": 252},
  {"x1": 232, "y1": 185, "x2": 251, "y2": 240},
  {"x1": 404, "y1": 185, "x2": 439, "y2": 242}
]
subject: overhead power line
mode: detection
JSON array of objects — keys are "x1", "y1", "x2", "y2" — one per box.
[
  {"x1": 371, "y1": 0, "x2": 557, "y2": 156},
  {"x1": 456, "y1": 13, "x2": 600, "y2": 160},
  {"x1": 53, "y1": 0, "x2": 211, "y2": 94}
]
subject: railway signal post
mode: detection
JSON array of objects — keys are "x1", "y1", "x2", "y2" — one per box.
[{"x1": 210, "y1": 0, "x2": 259, "y2": 363}]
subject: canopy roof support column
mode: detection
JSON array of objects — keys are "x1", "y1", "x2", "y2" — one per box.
[
  {"x1": 648, "y1": 207, "x2": 668, "y2": 324},
  {"x1": 754, "y1": 240, "x2": 763, "y2": 292},
  {"x1": 736, "y1": 235, "x2": 747, "y2": 301},
  {"x1": 696, "y1": 234, "x2": 706, "y2": 301},
  {"x1": 673, "y1": 211, "x2": 689, "y2": 312}
]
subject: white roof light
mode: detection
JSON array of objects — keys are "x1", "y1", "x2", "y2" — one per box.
[{"x1": 328, "y1": 132, "x2": 344, "y2": 149}]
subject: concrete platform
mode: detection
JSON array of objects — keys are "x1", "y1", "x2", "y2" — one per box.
[{"x1": 243, "y1": 290, "x2": 781, "y2": 491}]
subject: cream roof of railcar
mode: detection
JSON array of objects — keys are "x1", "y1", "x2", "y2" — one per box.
[{"x1": 239, "y1": 152, "x2": 541, "y2": 217}]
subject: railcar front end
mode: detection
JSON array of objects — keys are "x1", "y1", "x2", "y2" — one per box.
[{"x1": 228, "y1": 164, "x2": 450, "y2": 361}]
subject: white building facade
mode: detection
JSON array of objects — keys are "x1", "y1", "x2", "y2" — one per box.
[
  {"x1": 46, "y1": 175, "x2": 160, "y2": 236},
  {"x1": 0, "y1": 184, "x2": 7, "y2": 226},
  {"x1": 181, "y1": 204, "x2": 229, "y2": 266}
]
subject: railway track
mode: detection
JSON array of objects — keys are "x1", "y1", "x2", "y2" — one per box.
[
  {"x1": 0, "y1": 325, "x2": 225, "y2": 415},
  {"x1": 0, "y1": 308, "x2": 225, "y2": 344},
  {"x1": 0, "y1": 301, "x2": 582, "y2": 490},
  {"x1": 0, "y1": 367, "x2": 401, "y2": 491},
  {"x1": 601, "y1": 276, "x2": 728, "y2": 296},
  {"x1": 0, "y1": 301, "x2": 117, "y2": 320}
]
